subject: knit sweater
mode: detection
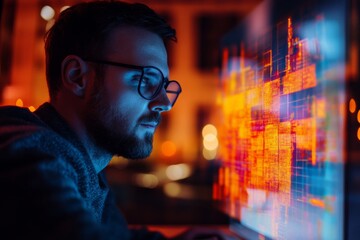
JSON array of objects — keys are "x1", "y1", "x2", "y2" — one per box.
[{"x1": 0, "y1": 103, "x2": 165, "y2": 240}]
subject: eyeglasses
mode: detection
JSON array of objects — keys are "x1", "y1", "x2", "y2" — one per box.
[{"x1": 86, "y1": 59, "x2": 182, "y2": 107}]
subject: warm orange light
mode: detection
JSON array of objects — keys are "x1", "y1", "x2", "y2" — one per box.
[
  {"x1": 166, "y1": 164, "x2": 191, "y2": 181},
  {"x1": 202, "y1": 148, "x2": 217, "y2": 160},
  {"x1": 317, "y1": 98, "x2": 326, "y2": 118},
  {"x1": 202, "y1": 124, "x2": 217, "y2": 137},
  {"x1": 214, "y1": 12, "x2": 346, "y2": 238},
  {"x1": 309, "y1": 198, "x2": 325, "y2": 209},
  {"x1": 164, "y1": 182, "x2": 181, "y2": 198},
  {"x1": 203, "y1": 134, "x2": 218, "y2": 150},
  {"x1": 357, "y1": 127, "x2": 360, "y2": 141},
  {"x1": 349, "y1": 98, "x2": 356, "y2": 113},
  {"x1": 287, "y1": 18, "x2": 293, "y2": 72},
  {"x1": 134, "y1": 173, "x2": 159, "y2": 189},
  {"x1": 357, "y1": 110, "x2": 360, "y2": 123},
  {"x1": 60, "y1": 6, "x2": 70, "y2": 12},
  {"x1": 161, "y1": 140, "x2": 177, "y2": 157},
  {"x1": 15, "y1": 98, "x2": 23, "y2": 107},
  {"x1": 283, "y1": 64, "x2": 316, "y2": 94},
  {"x1": 28, "y1": 106, "x2": 36, "y2": 112}
]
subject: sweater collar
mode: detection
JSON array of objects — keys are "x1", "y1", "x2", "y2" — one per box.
[{"x1": 34, "y1": 102, "x2": 90, "y2": 160}]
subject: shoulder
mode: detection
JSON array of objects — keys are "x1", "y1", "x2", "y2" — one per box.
[
  {"x1": 0, "y1": 107, "x2": 100, "y2": 205},
  {"x1": 0, "y1": 105, "x2": 54, "y2": 152},
  {"x1": 0, "y1": 105, "x2": 32, "y2": 115},
  {"x1": 0, "y1": 105, "x2": 83, "y2": 176},
  {"x1": 0, "y1": 105, "x2": 39, "y2": 120},
  {"x1": 0, "y1": 105, "x2": 47, "y2": 139}
]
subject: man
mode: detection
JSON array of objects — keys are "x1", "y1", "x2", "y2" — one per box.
[{"x1": 0, "y1": 1, "x2": 232, "y2": 239}]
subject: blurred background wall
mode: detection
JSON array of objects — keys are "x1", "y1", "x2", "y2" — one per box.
[{"x1": 0, "y1": 0, "x2": 261, "y2": 225}]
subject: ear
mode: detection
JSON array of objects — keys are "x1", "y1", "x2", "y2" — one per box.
[{"x1": 61, "y1": 55, "x2": 89, "y2": 97}]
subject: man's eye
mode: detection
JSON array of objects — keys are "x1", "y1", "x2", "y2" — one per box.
[
  {"x1": 140, "y1": 76, "x2": 157, "y2": 87},
  {"x1": 131, "y1": 75, "x2": 142, "y2": 84},
  {"x1": 140, "y1": 78, "x2": 148, "y2": 87}
]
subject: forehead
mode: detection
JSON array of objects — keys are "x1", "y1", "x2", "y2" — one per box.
[{"x1": 103, "y1": 26, "x2": 169, "y2": 76}]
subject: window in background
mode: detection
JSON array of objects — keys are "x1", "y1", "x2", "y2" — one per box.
[
  {"x1": 0, "y1": 0, "x2": 15, "y2": 103},
  {"x1": 196, "y1": 13, "x2": 241, "y2": 72}
]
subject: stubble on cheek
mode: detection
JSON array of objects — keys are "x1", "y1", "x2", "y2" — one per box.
[
  {"x1": 86, "y1": 74, "x2": 156, "y2": 158},
  {"x1": 87, "y1": 95, "x2": 154, "y2": 158}
]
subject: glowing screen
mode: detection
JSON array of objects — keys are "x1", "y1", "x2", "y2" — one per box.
[{"x1": 213, "y1": 0, "x2": 346, "y2": 239}]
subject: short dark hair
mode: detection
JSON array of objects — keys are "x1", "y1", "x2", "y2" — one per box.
[{"x1": 45, "y1": 0, "x2": 176, "y2": 100}]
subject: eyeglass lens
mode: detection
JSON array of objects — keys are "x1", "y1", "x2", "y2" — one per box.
[
  {"x1": 140, "y1": 67, "x2": 163, "y2": 99},
  {"x1": 165, "y1": 81, "x2": 181, "y2": 106},
  {"x1": 140, "y1": 67, "x2": 181, "y2": 106}
]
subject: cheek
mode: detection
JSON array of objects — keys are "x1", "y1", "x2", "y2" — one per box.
[
  {"x1": 114, "y1": 89, "x2": 142, "y2": 107},
  {"x1": 110, "y1": 92, "x2": 147, "y2": 123},
  {"x1": 104, "y1": 76, "x2": 140, "y2": 108},
  {"x1": 102, "y1": 74, "x2": 148, "y2": 122}
]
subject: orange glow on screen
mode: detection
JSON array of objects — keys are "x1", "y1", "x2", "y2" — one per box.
[
  {"x1": 214, "y1": 13, "x2": 345, "y2": 239},
  {"x1": 309, "y1": 198, "x2": 326, "y2": 209}
]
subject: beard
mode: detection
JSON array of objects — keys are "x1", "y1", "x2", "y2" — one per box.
[{"x1": 83, "y1": 81, "x2": 160, "y2": 159}]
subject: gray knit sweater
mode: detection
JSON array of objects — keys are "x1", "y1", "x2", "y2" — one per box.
[{"x1": 0, "y1": 103, "x2": 165, "y2": 240}]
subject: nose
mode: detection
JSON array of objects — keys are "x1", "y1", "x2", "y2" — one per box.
[{"x1": 149, "y1": 88, "x2": 172, "y2": 113}]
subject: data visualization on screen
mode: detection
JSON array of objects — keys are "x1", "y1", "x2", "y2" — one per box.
[{"x1": 213, "y1": 0, "x2": 346, "y2": 239}]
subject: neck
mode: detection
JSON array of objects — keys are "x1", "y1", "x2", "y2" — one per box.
[{"x1": 50, "y1": 98, "x2": 112, "y2": 173}]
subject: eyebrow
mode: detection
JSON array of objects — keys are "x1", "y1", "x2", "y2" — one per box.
[{"x1": 144, "y1": 70, "x2": 160, "y2": 76}]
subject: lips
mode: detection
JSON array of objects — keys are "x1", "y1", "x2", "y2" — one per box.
[
  {"x1": 140, "y1": 121, "x2": 159, "y2": 128},
  {"x1": 139, "y1": 113, "x2": 161, "y2": 129}
]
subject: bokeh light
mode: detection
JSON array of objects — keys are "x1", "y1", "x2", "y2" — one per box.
[
  {"x1": 165, "y1": 163, "x2": 191, "y2": 181},
  {"x1": 203, "y1": 148, "x2": 217, "y2": 160},
  {"x1": 202, "y1": 124, "x2": 219, "y2": 160},
  {"x1": 202, "y1": 124, "x2": 217, "y2": 138},
  {"x1": 28, "y1": 106, "x2": 36, "y2": 112},
  {"x1": 40, "y1": 5, "x2": 55, "y2": 21},
  {"x1": 349, "y1": 98, "x2": 356, "y2": 113},
  {"x1": 60, "y1": 6, "x2": 70, "y2": 12},
  {"x1": 203, "y1": 133, "x2": 219, "y2": 151},
  {"x1": 164, "y1": 182, "x2": 181, "y2": 197},
  {"x1": 134, "y1": 173, "x2": 159, "y2": 189},
  {"x1": 15, "y1": 98, "x2": 23, "y2": 107},
  {"x1": 161, "y1": 140, "x2": 177, "y2": 157}
]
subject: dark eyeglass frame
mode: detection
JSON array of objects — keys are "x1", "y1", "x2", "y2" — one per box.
[{"x1": 85, "y1": 59, "x2": 182, "y2": 106}]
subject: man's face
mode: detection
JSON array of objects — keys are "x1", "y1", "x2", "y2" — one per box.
[{"x1": 84, "y1": 26, "x2": 172, "y2": 159}]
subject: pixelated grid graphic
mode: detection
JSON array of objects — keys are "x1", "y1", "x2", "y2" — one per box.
[{"x1": 213, "y1": 13, "x2": 345, "y2": 240}]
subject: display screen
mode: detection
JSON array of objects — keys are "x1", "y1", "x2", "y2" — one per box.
[{"x1": 213, "y1": 0, "x2": 346, "y2": 239}]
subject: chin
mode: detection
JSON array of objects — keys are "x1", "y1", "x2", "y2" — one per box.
[
  {"x1": 119, "y1": 145, "x2": 153, "y2": 160},
  {"x1": 109, "y1": 134, "x2": 154, "y2": 159}
]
